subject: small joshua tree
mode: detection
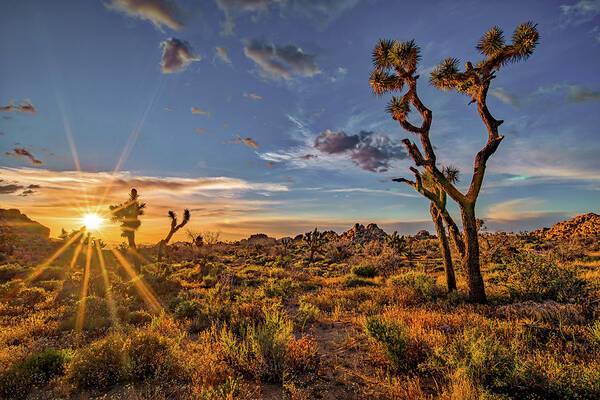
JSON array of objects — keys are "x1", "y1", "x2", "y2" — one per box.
[
  {"x1": 157, "y1": 209, "x2": 190, "y2": 261},
  {"x1": 110, "y1": 188, "x2": 146, "y2": 269},
  {"x1": 303, "y1": 228, "x2": 328, "y2": 265},
  {"x1": 370, "y1": 23, "x2": 539, "y2": 303},
  {"x1": 280, "y1": 237, "x2": 292, "y2": 256},
  {"x1": 386, "y1": 231, "x2": 415, "y2": 267},
  {"x1": 394, "y1": 167, "x2": 464, "y2": 292}
]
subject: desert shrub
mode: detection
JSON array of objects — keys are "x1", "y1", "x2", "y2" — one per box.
[
  {"x1": 128, "y1": 310, "x2": 153, "y2": 326},
  {"x1": 325, "y1": 239, "x2": 354, "y2": 262},
  {"x1": 219, "y1": 306, "x2": 293, "y2": 382},
  {"x1": 0, "y1": 264, "x2": 26, "y2": 283},
  {"x1": 0, "y1": 349, "x2": 72, "y2": 399},
  {"x1": 389, "y1": 271, "x2": 439, "y2": 301},
  {"x1": 63, "y1": 295, "x2": 111, "y2": 330},
  {"x1": 123, "y1": 329, "x2": 182, "y2": 382},
  {"x1": 498, "y1": 252, "x2": 587, "y2": 302},
  {"x1": 589, "y1": 320, "x2": 600, "y2": 348},
  {"x1": 199, "y1": 376, "x2": 242, "y2": 400},
  {"x1": 262, "y1": 278, "x2": 294, "y2": 298},
  {"x1": 344, "y1": 276, "x2": 378, "y2": 288},
  {"x1": 65, "y1": 333, "x2": 125, "y2": 390},
  {"x1": 30, "y1": 266, "x2": 64, "y2": 282},
  {"x1": 351, "y1": 264, "x2": 377, "y2": 278},
  {"x1": 286, "y1": 335, "x2": 320, "y2": 373},
  {"x1": 428, "y1": 328, "x2": 519, "y2": 396},
  {"x1": 295, "y1": 300, "x2": 320, "y2": 326},
  {"x1": 364, "y1": 316, "x2": 409, "y2": 369},
  {"x1": 11, "y1": 287, "x2": 48, "y2": 308}
]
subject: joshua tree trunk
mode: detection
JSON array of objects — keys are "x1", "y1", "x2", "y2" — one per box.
[
  {"x1": 440, "y1": 208, "x2": 465, "y2": 258},
  {"x1": 460, "y1": 202, "x2": 485, "y2": 303},
  {"x1": 126, "y1": 233, "x2": 140, "y2": 272},
  {"x1": 431, "y1": 204, "x2": 456, "y2": 293},
  {"x1": 157, "y1": 209, "x2": 190, "y2": 262}
]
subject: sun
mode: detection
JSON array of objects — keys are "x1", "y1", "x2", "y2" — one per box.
[{"x1": 82, "y1": 213, "x2": 103, "y2": 231}]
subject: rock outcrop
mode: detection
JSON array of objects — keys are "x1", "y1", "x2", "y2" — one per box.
[
  {"x1": 341, "y1": 223, "x2": 387, "y2": 244},
  {"x1": 0, "y1": 209, "x2": 54, "y2": 265},
  {"x1": 534, "y1": 213, "x2": 600, "y2": 240}
]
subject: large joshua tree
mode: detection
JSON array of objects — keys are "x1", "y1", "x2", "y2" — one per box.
[
  {"x1": 370, "y1": 23, "x2": 539, "y2": 303},
  {"x1": 157, "y1": 209, "x2": 190, "y2": 261},
  {"x1": 110, "y1": 188, "x2": 146, "y2": 267},
  {"x1": 394, "y1": 167, "x2": 464, "y2": 292}
]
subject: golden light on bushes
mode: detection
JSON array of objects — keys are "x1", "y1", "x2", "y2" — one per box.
[{"x1": 82, "y1": 213, "x2": 103, "y2": 231}]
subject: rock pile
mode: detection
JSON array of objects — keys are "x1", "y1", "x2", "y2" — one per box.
[
  {"x1": 534, "y1": 213, "x2": 600, "y2": 240},
  {"x1": 341, "y1": 223, "x2": 387, "y2": 244},
  {"x1": 0, "y1": 209, "x2": 54, "y2": 265}
]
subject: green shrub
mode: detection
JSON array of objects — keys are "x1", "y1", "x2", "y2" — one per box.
[
  {"x1": 123, "y1": 329, "x2": 181, "y2": 381},
  {"x1": 11, "y1": 287, "x2": 48, "y2": 308},
  {"x1": 389, "y1": 271, "x2": 439, "y2": 300},
  {"x1": 429, "y1": 328, "x2": 518, "y2": 394},
  {"x1": 63, "y1": 296, "x2": 111, "y2": 330},
  {"x1": 351, "y1": 264, "x2": 377, "y2": 278},
  {"x1": 295, "y1": 301, "x2": 320, "y2": 326},
  {"x1": 364, "y1": 316, "x2": 408, "y2": 369},
  {"x1": 0, "y1": 349, "x2": 72, "y2": 399},
  {"x1": 589, "y1": 320, "x2": 600, "y2": 349},
  {"x1": 127, "y1": 310, "x2": 153, "y2": 326},
  {"x1": 344, "y1": 276, "x2": 378, "y2": 288},
  {"x1": 498, "y1": 252, "x2": 587, "y2": 302},
  {"x1": 65, "y1": 334, "x2": 125, "y2": 390}
]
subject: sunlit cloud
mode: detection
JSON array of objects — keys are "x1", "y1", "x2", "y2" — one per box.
[
  {"x1": 106, "y1": 0, "x2": 184, "y2": 31},
  {"x1": 160, "y1": 38, "x2": 200, "y2": 73},
  {"x1": 191, "y1": 106, "x2": 210, "y2": 116},
  {"x1": 230, "y1": 136, "x2": 259, "y2": 149},
  {"x1": 243, "y1": 38, "x2": 320, "y2": 80},
  {"x1": 0, "y1": 167, "x2": 288, "y2": 241},
  {"x1": 243, "y1": 92, "x2": 262, "y2": 100},
  {"x1": 0, "y1": 100, "x2": 36, "y2": 114},
  {"x1": 215, "y1": 46, "x2": 231, "y2": 64},
  {"x1": 489, "y1": 87, "x2": 521, "y2": 108}
]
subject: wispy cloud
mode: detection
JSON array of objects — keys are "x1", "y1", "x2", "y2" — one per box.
[
  {"x1": 536, "y1": 83, "x2": 599, "y2": 103},
  {"x1": 243, "y1": 38, "x2": 320, "y2": 80},
  {"x1": 0, "y1": 100, "x2": 36, "y2": 114},
  {"x1": 243, "y1": 92, "x2": 262, "y2": 100},
  {"x1": 106, "y1": 0, "x2": 184, "y2": 31},
  {"x1": 215, "y1": 46, "x2": 231, "y2": 64},
  {"x1": 190, "y1": 106, "x2": 210, "y2": 116},
  {"x1": 5, "y1": 148, "x2": 43, "y2": 165},
  {"x1": 560, "y1": 0, "x2": 600, "y2": 25},
  {"x1": 489, "y1": 87, "x2": 521, "y2": 108},
  {"x1": 485, "y1": 198, "x2": 547, "y2": 221},
  {"x1": 160, "y1": 38, "x2": 200, "y2": 73}
]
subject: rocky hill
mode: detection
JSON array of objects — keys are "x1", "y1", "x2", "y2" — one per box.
[
  {"x1": 341, "y1": 223, "x2": 387, "y2": 244},
  {"x1": 0, "y1": 209, "x2": 54, "y2": 265},
  {"x1": 534, "y1": 213, "x2": 600, "y2": 240}
]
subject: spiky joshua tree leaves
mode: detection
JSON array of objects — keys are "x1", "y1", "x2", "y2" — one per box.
[
  {"x1": 371, "y1": 23, "x2": 539, "y2": 303},
  {"x1": 109, "y1": 188, "x2": 146, "y2": 270},
  {"x1": 386, "y1": 231, "x2": 415, "y2": 267},
  {"x1": 303, "y1": 228, "x2": 328, "y2": 265},
  {"x1": 157, "y1": 209, "x2": 190, "y2": 261}
]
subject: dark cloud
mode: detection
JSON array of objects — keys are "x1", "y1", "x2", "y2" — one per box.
[
  {"x1": 0, "y1": 184, "x2": 23, "y2": 194},
  {"x1": 106, "y1": 0, "x2": 184, "y2": 31},
  {"x1": 5, "y1": 148, "x2": 43, "y2": 165},
  {"x1": 27, "y1": 184, "x2": 41, "y2": 189},
  {"x1": 19, "y1": 189, "x2": 35, "y2": 197},
  {"x1": 160, "y1": 38, "x2": 200, "y2": 74},
  {"x1": 0, "y1": 100, "x2": 36, "y2": 114},
  {"x1": 0, "y1": 132, "x2": 4, "y2": 136},
  {"x1": 2, "y1": 116, "x2": 11, "y2": 120},
  {"x1": 243, "y1": 39, "x2": 320, "y2": 80},
  {"x1": 314, "y1": 130, "x2": 407, "y2": 172},
  {"x1": 300, "y1": 154, "x2": 316, "y2": 159},
  {"x1": 315, "y1": 130, "x2": 360, "y2": 154}
]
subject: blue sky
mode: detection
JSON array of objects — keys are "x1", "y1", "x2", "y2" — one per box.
[{"x1": 1, "y1": 0, "x2": 599, "y2": 241}]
